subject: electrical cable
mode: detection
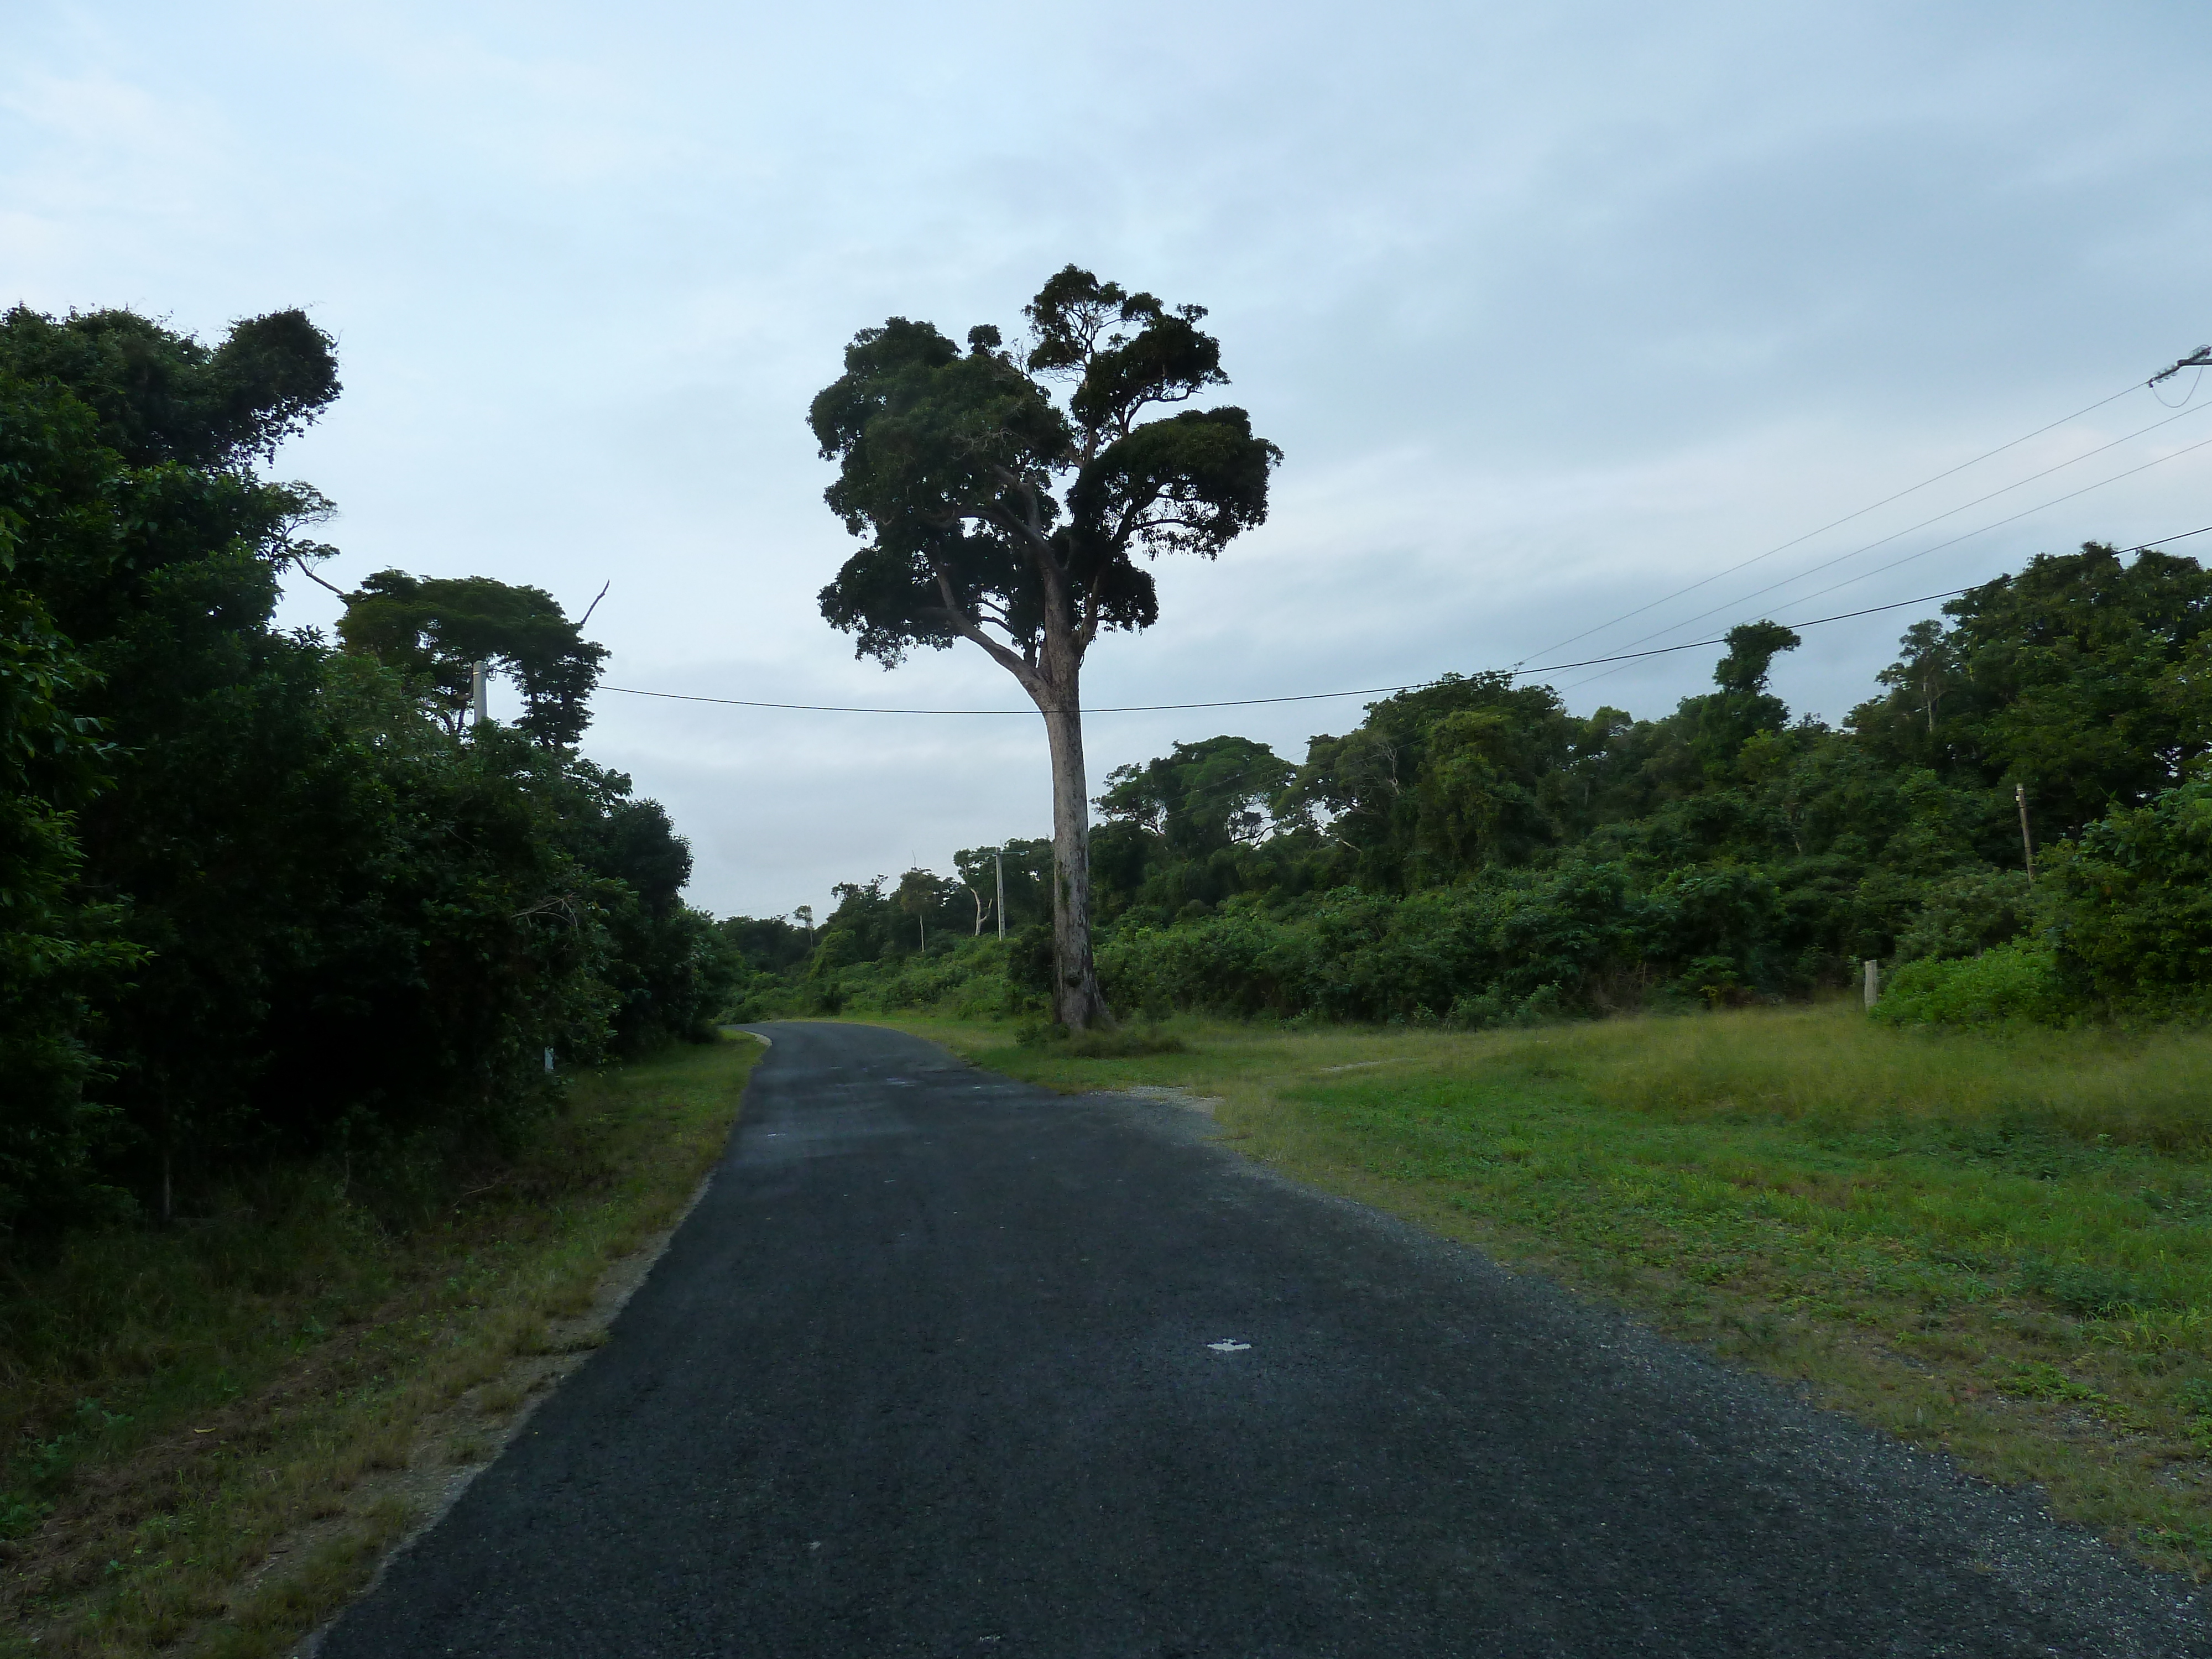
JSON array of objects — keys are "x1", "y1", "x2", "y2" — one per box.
[
  {"x1": 1518, "y1": 368, "x2": 2169, "y2": 666},
  {"x1": 1554, "y1": 519, "x2": 2212, "y2": 697},
  {"x1": 1108, "y1": 523, "x2": 2212, "y2": 835},
  {"x1": 608, "y1": 414, "x2": 2212, "y2": 722},
  {"x1": 2153, "y1": 368, "x2": 2203, "y2": 410},
  {"x1": 599, "y1": 523, "x2": 2212, "y2": 719},
  {"x1": 1584, "y1": 424, "x2": 2212, "y2": 664}
]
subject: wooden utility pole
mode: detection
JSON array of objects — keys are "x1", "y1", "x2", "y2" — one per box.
[
  {"x1": 995, "y1": 851, "x2": 1006, "y2": 942},
  {"x1": 1863, "y1": 959, "x2": 1881, "y2": 1009},
  {"x1": 2016, "y1": 782, "x2": 2036, "y2": 881}
]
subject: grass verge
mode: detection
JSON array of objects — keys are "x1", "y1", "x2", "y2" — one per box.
[
  {"x1": 866, "y1": 1002, "x2": 2212, "y2": 1578},
  {"x1": 0, "y1": 1035, "x2": 759, "y2": 1658}
]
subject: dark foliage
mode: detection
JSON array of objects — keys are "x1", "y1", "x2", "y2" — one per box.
[
  {"x1": 0, "y1": 306, "x2": 734, "y2": 1240},
  {"x1": 783, "y1": 543, "x2": 2212, "y2": 1032},
  {"x1": 337, "y1": 569, "x2": 608, "y2": 745}
]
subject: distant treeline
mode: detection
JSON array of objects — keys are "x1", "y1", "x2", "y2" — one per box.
[
  {"x1": 735, "y1": 539, "x2": 2212, "y2": 1032},
  {"x1": 2, "y1": 306, "x2": 740, "y2": 1241}
]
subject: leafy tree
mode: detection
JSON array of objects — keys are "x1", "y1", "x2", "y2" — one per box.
[
  {"x1": 1851, "y1": 543, "x2": 2212, "y2": 837},
  {"x1": 1686, "y1": 621, "x2": 1800, "y2": 778},
  {"x1": 0, "y1": 372, "x2": 141, "y2": 1234},
  {"x1": 953, "y1": 838, "x2": 1050, "y2": 935},
  {"x1": 0, "y1": 303, "x2": 339, "y2": 471},
  {"x1": 0, "y1": 305, "x2": 357, "y2": 1216},
  {"x1": 1099, "y1": 735, "x2": 1293, "y2": 855},
  {"x1": 2044, "y1": 769, "x2": 2212, "y2": 1015},
  {"x1": 717, "y1": 912, "x2": 813, "y2": 973},
  {"x1": 0, "y1": 302, "x2": 721, "y2": 1235},
  {"x1": 894, "y1": 866, "x2": 956, "y2": 951},
  {"x1": 808, "y1": 267, "x2": 1281, "y2": 1027},
  {"x1": 1291, "y1": 674, "x2": 1579, "y2": 891},
  {"x1": 338, "y1": 570, "x2": 608, "y2": 745}
]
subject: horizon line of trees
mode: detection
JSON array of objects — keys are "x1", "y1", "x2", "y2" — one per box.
[{"x1": 738, "y1": 536, "x2": 2212, "y2": 1030}]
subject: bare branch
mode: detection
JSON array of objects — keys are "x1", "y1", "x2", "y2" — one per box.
[
  {"x1": 291, "y1": 559, "x2": 349, "y2": 597},
  {"x1": 927, "y1": 557, "x2": 1044, "y2": 692}
]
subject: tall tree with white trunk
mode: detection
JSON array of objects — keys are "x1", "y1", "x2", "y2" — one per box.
[{"x1": 811, "y1": 266, "x2": 1280, "y2": 1029}]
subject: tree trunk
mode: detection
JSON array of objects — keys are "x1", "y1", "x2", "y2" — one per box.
[{"x1": 1035, "y1": 663, "x2": 1113, "y2": 1031}]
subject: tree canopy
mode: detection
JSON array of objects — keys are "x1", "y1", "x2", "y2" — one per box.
[
  {"x1": 338, "y1": 570, "x2": 608, "y2": 745},
  {"x1": 0, "y1": 304, "x2": 733, "y2": 1241},
  {"x1": 811, "y1": 270, "x2": 1279, "y2": 684},
  {"x1": 807, "y1": 267, "x2": 1280, "y2": 1027}
]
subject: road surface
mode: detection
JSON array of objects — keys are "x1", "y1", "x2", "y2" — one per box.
[{"x1": 316, "y1": 1020, "x2": 2209, "y2": 1656}]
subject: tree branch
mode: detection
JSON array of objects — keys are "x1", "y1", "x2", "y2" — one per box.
[
  {"x1": 926, "y1": 558, "x2": 1044, "y2": 692},
  {"x1": 1077, "y1": 574, "x2": 1105, "y2": 653}
]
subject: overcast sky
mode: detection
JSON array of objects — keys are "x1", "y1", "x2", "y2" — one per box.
[{"x1": 8, "y1": 1, "x2": 2211, "y2": 919}]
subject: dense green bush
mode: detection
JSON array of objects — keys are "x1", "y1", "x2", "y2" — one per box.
[
  {"x1": 749, "y1": 536, "x2": 2212, "y2": 1037},
  {"x1": 2046, "y1": 772, "x2": 2212, "y2": 1018},
  {"x1": 1875, "y1": 769, "x2": 2212, "y2": 1030},
  {"x1": 0, "y1": 305, "x2": 739, "y2": 1239},
  {"x1": 1871, "y1": 942, "x2": 2065, "y2": 1028},
  {"x1": 1893, "y1": 868, "x2": 2036, "y2": 964}
]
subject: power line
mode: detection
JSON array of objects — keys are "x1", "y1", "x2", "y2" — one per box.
[
  {"x1": 1556, "y1": 520, "x2": 2212, "y2": 696},
  {"x1": 995, "y1": 521, "x2": 2212, "y2": 840},
  {"x1": 1592, "y1": 424, "x2": 2212, "y2": 662},
  {"x1": 1521, "y1": 352, "x2": 2204, "y2": 666},
  {"x1": 599, "y1": 522, "x2": 2212, "y2": 721},
  {"x1": 604, "y1": 393, "x2": 2212, "y2": 723}
]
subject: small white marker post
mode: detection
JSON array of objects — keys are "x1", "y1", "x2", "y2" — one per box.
[{"x1": 1863, "y1": 959, "x2": 1881, "y2": 1009}]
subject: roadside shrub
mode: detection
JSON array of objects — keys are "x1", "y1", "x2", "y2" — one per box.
[
  {"x1": 1872, "y1": 941, "x2": 2064, "y2": 1027},
  {"x1": 2044, "y1": 773, "x2": 2212, "y2": 1018},
  {"x1": 1895, "y1": 867, "x2": 2034, "y2": 963}
]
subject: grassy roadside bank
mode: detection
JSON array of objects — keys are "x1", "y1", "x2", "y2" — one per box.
[
  {"x1": 1, "y1": 1035, "x2": 759, "y2": 1659},
  {"x1": 868, "y1": 1003, "x2": 2212, "y2": 1578}
]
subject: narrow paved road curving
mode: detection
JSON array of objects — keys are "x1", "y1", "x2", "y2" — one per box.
[{"x1": 317, "y1": 1021, "x2": 2209, "y2": 1657}]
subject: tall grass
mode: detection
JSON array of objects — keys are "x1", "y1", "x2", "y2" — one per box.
[
  {"x1": 1, "y1": 1037, "x2": 757, "y2": 1657},
  {"x1": 1513, "y1": 1000, "x2": 2212, "y2": 1154}
]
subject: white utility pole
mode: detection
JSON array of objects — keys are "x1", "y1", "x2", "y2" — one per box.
[
  {"x1": 471, "y1": 659, "x2": 489, "y2": 726},
  {"x1": 995, "y1": 851, "x2": 1006, "y2": 941}
]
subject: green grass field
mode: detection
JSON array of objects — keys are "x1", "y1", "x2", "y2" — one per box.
[
  {"x1": 0, "y1": 1035, "x2": 758, "y2": 1659},
  {"x1": 875, "y1": 1001, "x2": 2212, "y2": 1578}
]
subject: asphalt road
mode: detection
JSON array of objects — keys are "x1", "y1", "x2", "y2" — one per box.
[{"x1": 316, "y1": 1021, "x2": 2211, "y2": 1657}]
